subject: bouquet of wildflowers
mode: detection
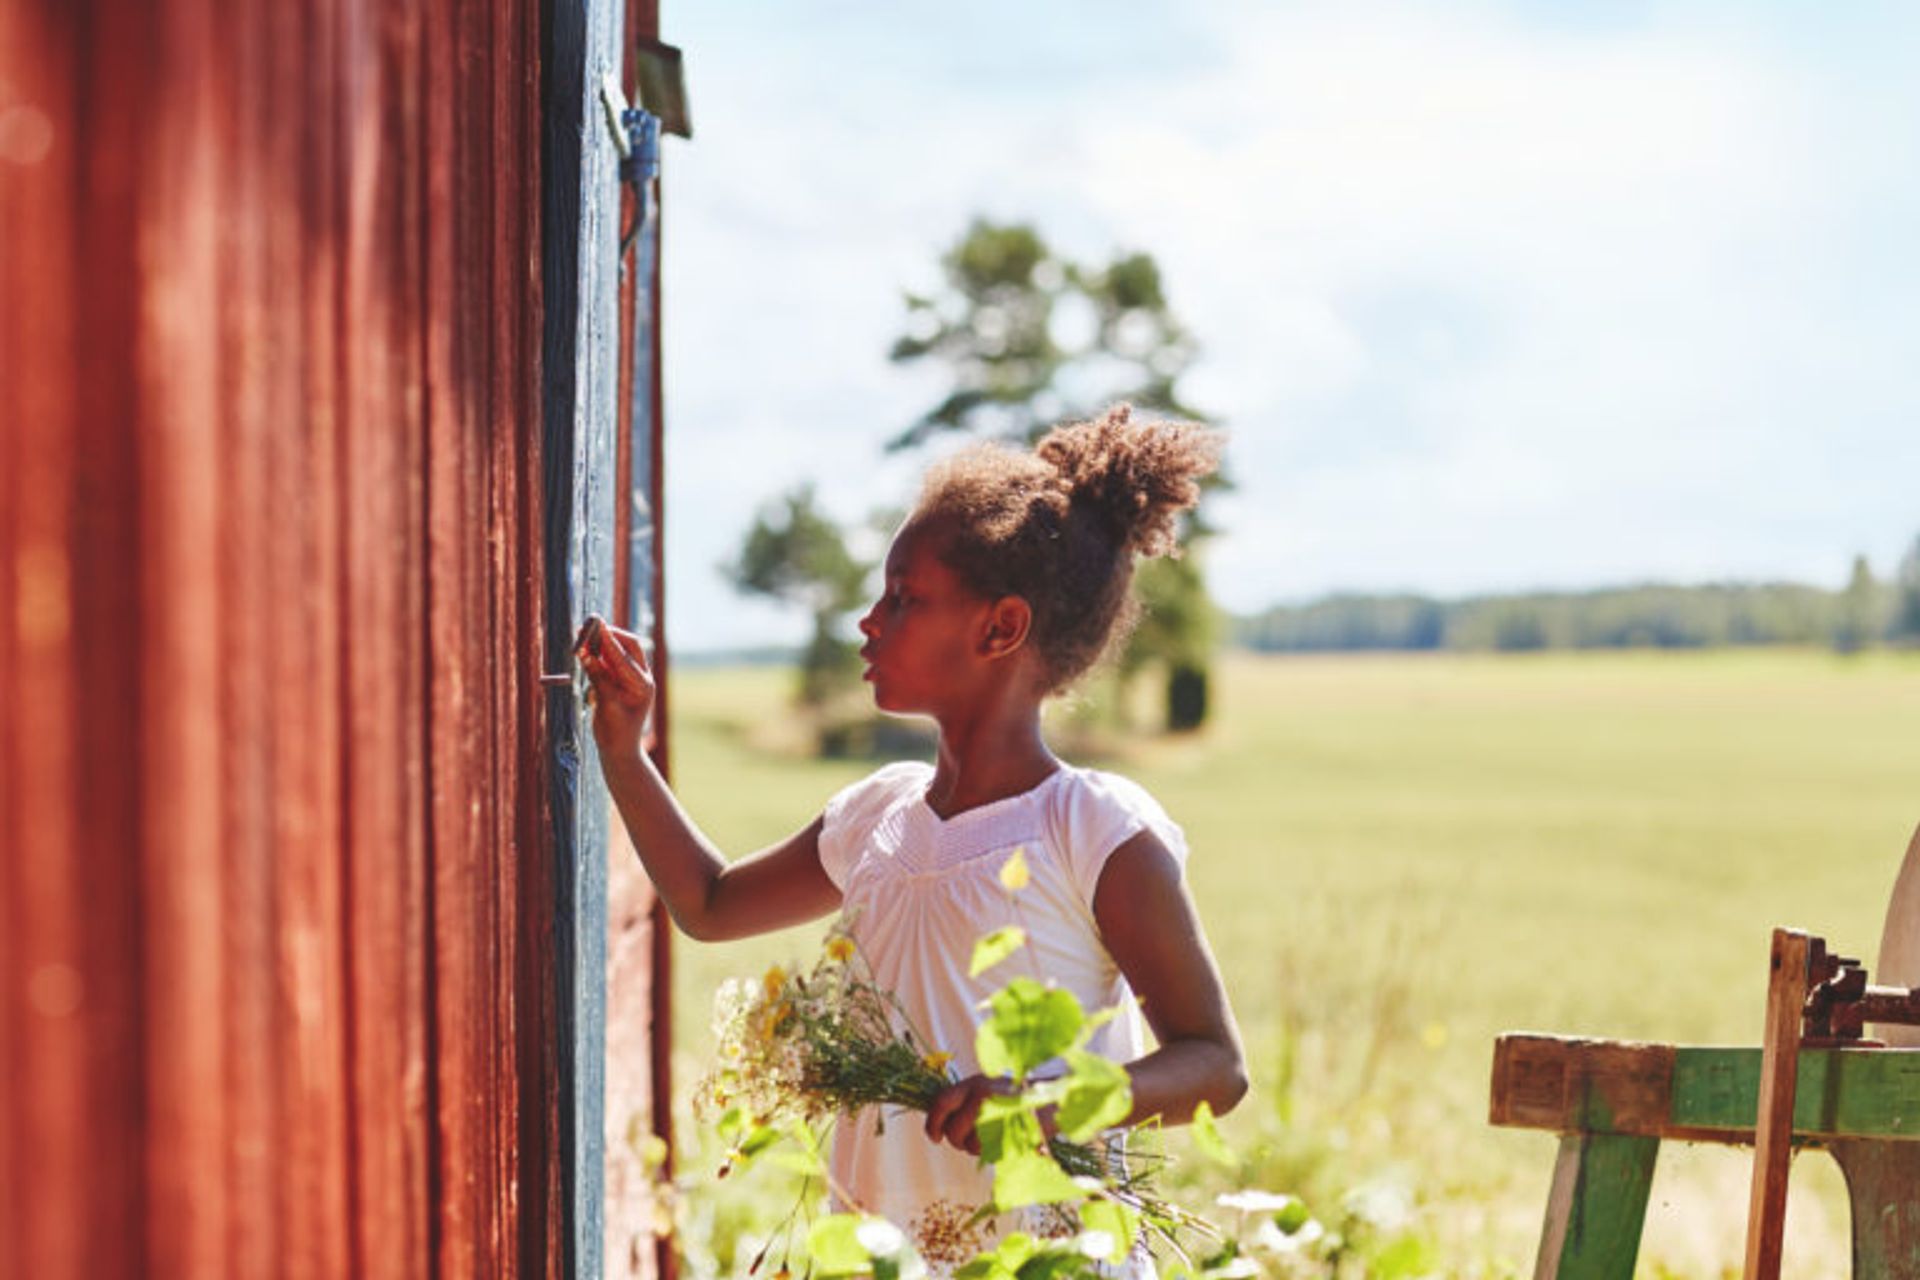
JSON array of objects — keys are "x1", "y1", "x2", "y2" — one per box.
[{"x1": 699, "y1": 931, "x2": 953, "y2": 1130}]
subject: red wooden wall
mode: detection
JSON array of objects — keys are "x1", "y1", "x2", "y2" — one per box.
[{"x1": 0, "y1": 0, "x2": 604, "y2": 1274}]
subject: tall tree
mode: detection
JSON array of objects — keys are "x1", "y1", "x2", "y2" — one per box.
[
  {"x1": 1833, "y1": 553, "x2": 1881, "y2": 654},
  {"x1": 726, "y1": 485, "x2": 872, "y2": 707},
  {"x1": 1895, "y1": 534, "x2": 1920, "y2": 645},
  {"x1": 889, "y1": 218, "x2": 1223, "y2": 729}
]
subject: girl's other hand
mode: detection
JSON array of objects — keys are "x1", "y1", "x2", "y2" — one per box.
[
  {"x1": 923, "y1": 1074, "x2": 1057, "y2": 1157},
  {"x1": 575, "y1": 614, "x2": 655, "y2": 758}
]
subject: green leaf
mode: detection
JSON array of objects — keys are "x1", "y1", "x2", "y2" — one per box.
[
  {"x1": 805, "y1": 1214, "x2": 874, "y2": 1276},
  {"x1": 993, "y1": 1150, "x2": 1088, "y2": 1209},
  {"x1": 1069, "y1": 1004, "x2": 1120, "y2": 1049},
  {"x1": 1051, "y1": 1050, "x2": 1132, "y2": 1142},
  {"x1": 989, "y1": 1233, "x2": 1039, "y2": 1273},
  {"x1": 1190, "y1": 1100, "x2": 1237, "y2": 1168},
  {"x1": 976, "y1": 1096, "x2": 1042, "y2": 1166},
  {"x1": 766, "y1": 1149, "x2": 826, "y2": 1177},
  {"x1": 1369, "y1": 1233, "x2": 1437, "y2": 1279},
  {"x1": 1014, "y1": 1246, "x2": 1095, "y2": 1280},
  {"x1": 1273, "y1": 1198, "x2": 1312, "y2": 1235},
  {"x1": 977, "y1": 978, "x2": 1084, "y2": 1080},
  {"x1": 969, "y1": 925, "x2": 1027, "y2": 977},
  {"x1": 737, "y1": 1123, "x2": 782, "y2": 1158}
]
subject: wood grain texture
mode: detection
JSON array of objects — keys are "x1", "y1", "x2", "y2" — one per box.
[
  {"x1": 1498, "y1": 1034, "x2": 1920, "y2": 1278},
  {"x1": 1492, "y1": 1034, "x2": 1920, "y2": 1142},
  {"x1": 1533, "y1": 1133, "x2": 1659, "y2": 1280},
  {"x1": 1, "y1": 0, "x2": 583, "y2": 1275},
  {"x1": 543, "y1": 0, "x2": 635, "y2": 1274},
  {"x1": 607, "y1": 2, "x2": 672, "y2": 1276},
  {"x1": 1744, "y1": 928, "x2": 1811, "y2": 1280}
]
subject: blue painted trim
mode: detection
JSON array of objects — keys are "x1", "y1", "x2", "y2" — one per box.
[
  {"x1": 626, "y1": 180, "x2": 658, "y2": 641},
  {"x1": 542, "y1": 0, "x2": 625, "y2": 1275}
]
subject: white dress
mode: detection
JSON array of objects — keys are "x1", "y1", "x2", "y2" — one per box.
[{"x1": 815, "y1": 760, "x2": 1188, "y2": 1271}]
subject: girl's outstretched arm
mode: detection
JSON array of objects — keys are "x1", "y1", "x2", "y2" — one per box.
[
  {"x1": 1092, "y1": 829, "x2": 1249, "y2": 1126},
  {"x1": 577, "y1": 616, "x2": 842, "y2": 942}
]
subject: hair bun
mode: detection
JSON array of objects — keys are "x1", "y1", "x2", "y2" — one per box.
[{"x1": 1035, "y1": 404, "x2": 1221, "y2": 558}]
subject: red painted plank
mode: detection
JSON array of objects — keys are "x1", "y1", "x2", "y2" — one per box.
[
  {"x1": 0, "y1": 7, "x2": 121, "y2": 1275},
  {"x1": 65, "y1": 2, "x2": 156, "y2": 1276},
  {"x1": 5, "y1": 2, "x2": 585, "y2": 1275},
  {"x1": 138, "y1": 1, "x2": 236, "y2": 1272},
  {"x1": 211, "y1": 5, "x2": 286, "y2": 1275},
  {"x1": 341, "y1": 0, "x2": 434, "y2": 1275}
]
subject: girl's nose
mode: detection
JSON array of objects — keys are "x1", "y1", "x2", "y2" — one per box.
[{"x1": 857, "y1": 606, "x2": 879, "y2": 638}]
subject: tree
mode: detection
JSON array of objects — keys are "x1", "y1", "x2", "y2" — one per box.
[
  {"x1": 1832, "y1": 553, "x2": 1880, "y2": 655},
  {"x1": 1894, "y1": 534, "x2": 1920, "y2": 645},
  {"x1": 888, "y1": 218, "x2": 1223, "y2": 729},
  {"x1": 1122, "y1": 555, "x2": 1219, "y2": 731},
  {"x1": 887, "y1": 221, "x2": 1205, "y2": 450},
  {"x1": 726, "y1": 485, "x2": 872, "y2": 707}
]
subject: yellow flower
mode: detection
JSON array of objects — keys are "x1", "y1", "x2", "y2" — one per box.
[
  {"x1": 826, "y1": 936, "x2": 856, "y2": 963},
  {"x1": 924, "y1": 1051, "x2": 954, "y2": 1073},
  {"x1": 999, "y1": 847, "x2": 1031, "y2": 892},
  {"x1": 763, "y1": 965, "x2": 788, "y2": 998}
]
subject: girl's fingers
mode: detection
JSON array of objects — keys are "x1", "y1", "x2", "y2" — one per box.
[
  {"x1": 573, "y1": 617, "x2": 652, "y2": 698},
  {"x1": 573, "y1": 615, "x2": 602, "y2": 653},
  {"x1": 923, "y1": 1088, "x2": 957, "y2": 1141},
  {"x1": 926, "y1": 1078, "x2": 991, "y2": 1151},
  {"x1": 603, "y1": 624, "x2": 653, "y2": 673},
  {"x1": 597, "y1": 629, "x2": 653, "y2": 696},
  {"x1": 925, "y1": 1080, "x2": 973, "y2": 1143}
]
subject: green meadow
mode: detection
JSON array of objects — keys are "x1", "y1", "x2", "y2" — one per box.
[{"x1": 655, "y1": 649, "x2": 1920, "y2": 1277}]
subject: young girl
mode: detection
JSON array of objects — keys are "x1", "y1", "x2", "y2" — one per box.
[{"x1": 577, "y1": 405, "x2": 1247, "y2": 1267}]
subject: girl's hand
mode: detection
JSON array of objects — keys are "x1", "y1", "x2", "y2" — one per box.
[
  {"x1": 575, "y1": 614, "x2": 656, "y2": 758},
  {"x1": 923, "y1": 1075, "x2": 1057, "y2": 1157}
]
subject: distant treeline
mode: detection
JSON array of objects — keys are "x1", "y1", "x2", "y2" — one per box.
[{"x1": 1234, "y1": 566, "x2": 1920, "y2": 654}]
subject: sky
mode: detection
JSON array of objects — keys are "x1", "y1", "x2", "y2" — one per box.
[{"x1": 656, "y1": 0, "x2": 1920, "y2": 654}]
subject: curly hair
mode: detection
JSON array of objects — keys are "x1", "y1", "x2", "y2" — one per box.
[{"x1": 910, "y1": 404, "x2": 1222, "y2": 691}]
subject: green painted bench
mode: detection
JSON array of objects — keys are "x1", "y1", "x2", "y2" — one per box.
[{"x1": 1490, "y1": 1034, "x2": 1920, "y2": 1278}]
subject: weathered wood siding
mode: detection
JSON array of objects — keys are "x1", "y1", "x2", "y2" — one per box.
[
  {"x1": 0, "y1": 0, "x2": 650, "y2": 1274},
  {"x1": 603, "y1": 6, "x2": 674, "y2": 1277}
]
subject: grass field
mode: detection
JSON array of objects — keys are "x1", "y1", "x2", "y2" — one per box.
[{"x1": 650, "y1": 649, "x2": 1920, "y2": 1277}]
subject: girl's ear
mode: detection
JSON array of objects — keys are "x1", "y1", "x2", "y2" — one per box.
[{"x1": 979, "y1": 596, "x2": 1033, "y2": 660}]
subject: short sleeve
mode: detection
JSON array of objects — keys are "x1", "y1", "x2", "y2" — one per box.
[
  {"x1": 817, "y1": 761, "x2": 929, "y2": 889},
  {"x1": 1046, "y1": 769, "x2": 1189, "y2": 906}
]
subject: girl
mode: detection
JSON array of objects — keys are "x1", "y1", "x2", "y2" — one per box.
[{"x1": 577, "y1": 405, "x2": 1247, "y2": 1268}]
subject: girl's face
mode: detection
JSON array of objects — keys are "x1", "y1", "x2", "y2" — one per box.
[{"x1": 856, "y1": 522, "x2": 996, "y2": 716}]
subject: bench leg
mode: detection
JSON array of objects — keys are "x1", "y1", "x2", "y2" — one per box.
[
  {"x1": 1830, "y1": 1140, "x2": 1920, "y2": 1280},
  {"x1": 1534, "y1": 1133, "x2": 1660, "y2": 1280}
]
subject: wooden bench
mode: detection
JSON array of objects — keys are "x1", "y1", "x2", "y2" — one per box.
[
  {"x1": 1490, "y1": 1034, "x2": 1920, "y2": 1277},
  {"x1": 1491, "y1": 826, "x2": 1920, "y2": 1278}
]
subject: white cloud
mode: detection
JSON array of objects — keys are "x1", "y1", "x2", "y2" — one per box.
[{"x1": 662, "y1": 1, "x2": 1920, "y2": 650}]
